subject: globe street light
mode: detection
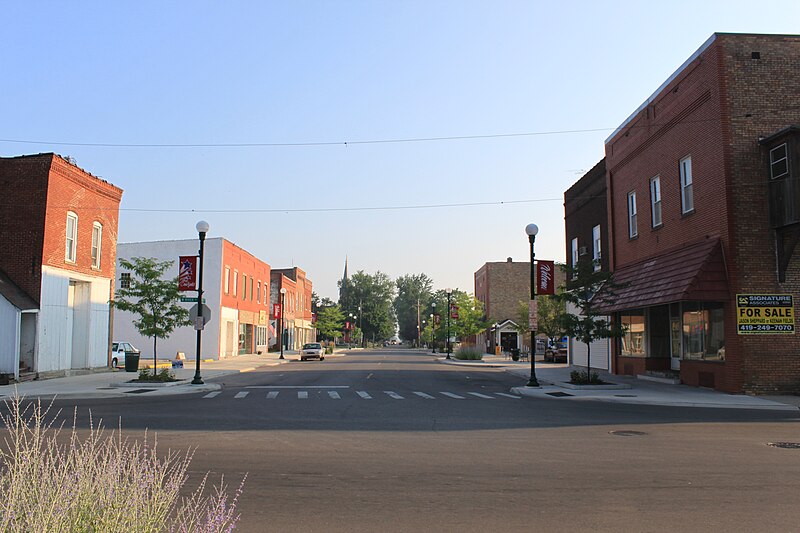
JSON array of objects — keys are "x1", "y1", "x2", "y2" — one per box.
[
  {"x1": 192, "y1": 220, "x2": 209, "y2": 385},
  {"x1": 445, "y1": 288, "x2": 452, "y2": 359},
  {"x1": 279, "y1": 287, "x2": 287, "y2": 360},
  {"x1": 525, "y1": 223, "x2": 540, "y2": 387}
]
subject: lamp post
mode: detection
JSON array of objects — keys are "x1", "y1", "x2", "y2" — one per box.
[
  {"x1": 493, "y1": 322, "x2": 499, "y2": 355},
  {"x1": 421, "y1": 319, "x2": 426, "y2": 348},
  {"x1": 348, "y1": 312, "x2": 354, "y2": 347},
  {"x1": 431, "y1": 302, "x2": 436, "y2": 353},
  {"x1": 358, "y1": 301, "x2": 363, "y2": 347},
  {"x1": 445, "y1": 288, "x2": 452, "y2": 359},
  {"x1": 192, "y1": 220, "x2": 209, "y2": 385},
  {"x1": 279, "y1": 287, "x2": 287, "y2": 360},
  {"x1": 525, "y1": 223, "x2": 540, "y2": 387}
]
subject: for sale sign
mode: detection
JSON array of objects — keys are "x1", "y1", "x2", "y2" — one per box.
[{"x1": 736, "y1": 294, "x2": 794, "y2": 334}]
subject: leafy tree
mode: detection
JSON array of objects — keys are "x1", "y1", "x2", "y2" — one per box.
[
  {"x1": 315, "y1": 305, "x2": 345, "y2": 342},
  {"x1": 515, "y1": 294, "x2": 568, "y2": 345},
  {"x1": 450, "y1": 292, "x2": 488, "y2": 341},
  {"x1": 111, "y1": 257, "x2": 191, "y2": 373},
  {"x1": 394, "y1": 274, "x2": 433, "y2": 345},
  {"x1": 339, "y1": 270, "x2": 397, "y2": 345},
  {"x1": 556, "y1": 257, "x2": 626, "y2": 378}
]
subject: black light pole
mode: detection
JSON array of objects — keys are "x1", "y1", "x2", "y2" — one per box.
[
  {"x1": 445, "y1": 288, "x2": 452, "y2": 359},
  {"x1": 525, "y1": 223, "x2": 540, "y2": 387},
  {"x1": 359, "y1": 301, "x2": 363, "y2": 348},
  {"x1": 192, "y1": 220, "x2": 209, "y2": 385},
  {"x1": 279, "y1": 287, "x2": 287, "y2": 359},
  {"x1": 431, "y1": 302, "x2": 436, "y2": 353}
]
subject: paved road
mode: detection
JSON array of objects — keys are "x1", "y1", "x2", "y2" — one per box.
[{"x1": 30, "y1": 349, "x2": 800, "y2": 532}]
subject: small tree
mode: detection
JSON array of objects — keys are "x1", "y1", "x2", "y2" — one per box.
[
  {"x1": 515, "y1": 294, "x2": 568, "y2": 353},
  {"x1": 557, "y1": 257, "x2": 626, "y2": 380},
  {"x1": 316, "y1": 305, "x2": 345, "y2": 343},
  {"x1": 111, "y1": 257, "x2": 191, "y2": 374}
]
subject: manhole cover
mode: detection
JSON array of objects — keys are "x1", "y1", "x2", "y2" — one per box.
[
  {"x1": 546, "y1": 391, "x2": 573, "y2": 397},
  {"x1": 609, "y1": 430, "x2": 647, "y2": 437},
  {"x1": 124, "y1": 388, "x2": 156, "y2": 394},
  {"x1": 767, "y1": 442, "x2": 800, "y2": 449},
  {"x1": 614, "y1": 394, "x2": 637, "y2": 397}
]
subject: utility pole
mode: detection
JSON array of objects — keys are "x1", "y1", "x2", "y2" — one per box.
[{"x1": 416, "y1": 298, "x2": 421, "y2": 348}]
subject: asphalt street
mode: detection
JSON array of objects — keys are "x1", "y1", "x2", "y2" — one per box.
[{"x1": 17, "y1": 348, "x2": 800, "y2": 532}]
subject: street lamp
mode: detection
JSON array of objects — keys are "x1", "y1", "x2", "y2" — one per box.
[
  {"x1": 445, "y1": 288, "x2": 452, "y2": 359},
  {"x1": 192, "y1": 220, "x2": 209, "y2": 385},
  {"x1": 431, "y1": 302, "x2": 436, "y2": 353},
  {"x1": 279, "y1": 287, "x2": 287, "y2": 360},
  {"x1": 421, "y1": 319, "x2": 426, "y2": 348},
  {"x1": 525, "y1": 223, "x2": 540, "y2": 387}
]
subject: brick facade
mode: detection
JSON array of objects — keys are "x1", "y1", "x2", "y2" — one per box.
[{"x1": 602, "y1": 33, "x2": 800, "y2": 393}]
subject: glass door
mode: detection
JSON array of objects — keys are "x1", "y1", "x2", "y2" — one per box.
[{"x1": 670, "y1": 303, "x2": 681, "y2": 370}]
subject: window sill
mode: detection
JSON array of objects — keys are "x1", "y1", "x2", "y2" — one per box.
[{"x1": 681, "y1": 209, "x2": 695, "y2": 218}]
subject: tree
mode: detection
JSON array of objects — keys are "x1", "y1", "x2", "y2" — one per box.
[
  {"x1": 111, "y1": 257, "x2": 191, "y2": 373},
  {"x1": 450, "y1": 292, "x2": 488, "y2": 342},
  {"x1": 556, "y1": 257, "x2": 626, "y2": 379},
  {"x1": 316, "y1": 305, "x2": 345, "y2": 342},
  {"x1": 339, "y1": 270, "x2": 397, "y2": 345},
  {"x1": 394, "y1": 274, "x2": 434, "y2": 345},
  {"x1": 515, "y1": 294, "x2": 568, "y2": 345}
]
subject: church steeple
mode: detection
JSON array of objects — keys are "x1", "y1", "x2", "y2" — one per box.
[{"x1": 339, "y1": 256, "x2": 349, "y2": 302}]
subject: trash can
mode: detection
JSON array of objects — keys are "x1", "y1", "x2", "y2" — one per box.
[
  {"x1": 510, "y1": 348, "x2": 520, "y2": 361},
  {"x1": 124, "y1": 352, "x2": 140, "y2": 372}
]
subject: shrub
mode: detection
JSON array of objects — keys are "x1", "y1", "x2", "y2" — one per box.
[
  {"x1": 0, "y1": 396, "x2": 244, "y2": 532},
  {"x1": 454, "y1": 347, "x2": 483, "y2": 361},
  {"x1": 137, "y1": 368, "x2": 179, "y2": 382},
  {"x1": 569, "y1": 370, "x2": 606, "y2": 385}
]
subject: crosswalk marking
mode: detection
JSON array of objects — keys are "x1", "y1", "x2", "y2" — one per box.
[
  {"x1": 298, "y1": 391, "x2": 308, "y2": 399},
  {"x1": 207, "y1": 389, "x2": 521, "y2": 400},
  {"x1": 266, "y1": 391, "x2": 279, "y2": 399},
  {"x1": 496, "y1": 393, "x2": 521, "y2": 399},
  {"x1": 413, "y1": 391, "x2": 436, "y2": 399},
  {"x1": 468, "y1": 392, "x2": 494, "y2": 399},
  {"x1": 234, "y1": 391, "x2": 249, "y2": 399},
  {"x1": 328, "y1": 391, "x2": 341, "y2": 399},
  {"x1": 356, "y1": 391, "x2": 372, "y2": 399},
  {"x1": 203, "y1": 391, "x2": 221, "y2": 398},
  {"x1": 440, "y1": 392, "x2": 465, "y2": 399},
  {"x1": 384, "y1": 391, "x2": 404, "y2": 400}
]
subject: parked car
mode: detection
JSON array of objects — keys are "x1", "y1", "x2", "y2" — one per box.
[
  {"x1": 544, "y1": 337, "x2": 568, "y2": 363},
  {"x1": 300, "y1": 342, "x2": 325, "y2": 361},
  {"x1": 111, "y1": 341, "x2": 140, "y2": 368}
]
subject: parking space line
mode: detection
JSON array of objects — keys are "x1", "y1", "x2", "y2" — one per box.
[
  {"x1": 384, "y1": 391, "x2": 404, "y2": 400},
  {"x1": 440, "y1": 392, "x2": 464, "y2": 399},
  {"x1": 413, "y1": 391, "x2": 436, "y2": 399}
]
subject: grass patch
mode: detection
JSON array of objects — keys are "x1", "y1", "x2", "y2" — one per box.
[
  {"x1": 0, "y1": 395, "x2": 245, "y2": 532},
  {"x1": 135, "y1": 368, "x2": 180, "y2": 383},
  {"x1": 454, "y1": 347, "x2": 484, "y2": 361},
  {"x1": 569, "y1": 370, "x2": 608, "y2": 385}
]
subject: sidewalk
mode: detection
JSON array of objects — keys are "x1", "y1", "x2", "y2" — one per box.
[
  {"x1": 0, "y1": 350, "x2": 348, "y2": 400},
  {"x1": 440, "y1": 354, "x2": 800, "y2": 411}
]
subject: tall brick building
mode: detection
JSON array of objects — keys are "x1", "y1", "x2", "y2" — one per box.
[
  {"x1": 593, "y1": 33, "x2": 800, "y2": 393},
  {"x1": 271, "y1": 267, "x2": 315, "y2": 351},
  {"x1": 0, "y1": 154, "x2": 123, "y2": 379},
  {"x1": 474, "y1": 259, "x2": 532, "y2": 354}
]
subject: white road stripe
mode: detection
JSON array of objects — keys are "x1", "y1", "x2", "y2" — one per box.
[
  {"x1": 328, "y1": 391, "x2": 341, "y2": 399},
  {"x1": 413, "y1": 391, "x2": 436, "y2": 399},
  {"x1": 247, "y1": 385, "x2": 350, "y2": 389},
  {"x1": 298, "y1": 391, "x2": 308, "y2": 399},
  {"x1": 468, "y1": 392, "x2": 494, "y2": 399},
  {"x1": 356, "y1": 391, "x2": 372, "y2": 399},
  {"x1": 203, "y1": 391, "x2": 221, "y2": 398},
  {"x1": 234, "y1": 391, "x2": 249, "y2": 399},
  {"x1": 266, "y1": 391, "x2": 279, "y2": 399},
  {"x1": 440, "y1": 392, "x2": 465, "y2": 399},
  {"x1": 496, "y1": 393, "x2": 521, "y2": 399},
  {"x1": 384, "y1": 391, "x2": 404, "y2": 400}
]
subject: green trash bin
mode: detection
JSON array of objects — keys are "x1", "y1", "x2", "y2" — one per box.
[{"x1": 124, "y1": 352, "x2": 140, "y2": 372}]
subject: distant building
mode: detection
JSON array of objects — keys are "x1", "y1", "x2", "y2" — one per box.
[
  {"x1": 588, "y1": 33, "x2": 800, "y2": 393},
  {"x1": 115, "y1": 238, "x2": 272, "y2": 359},
  {"x1": 0, "y1": 154, "x2": 123, "y2": 379},
  {"x1": 271, "y1": 267, "x2": 315, "y2": 350}
]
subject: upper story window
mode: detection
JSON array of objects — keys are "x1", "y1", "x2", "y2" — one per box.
[
  {"x1": 592, "y1": 225, "x2": 601, "y2": 271},
  {"x1": 233, "y1": 270, "x2": 238, "y2": 297},
  {"x1": 257, "y1": 281, "x2": 261, "y2": 302},
  {"x1": 250, "y1": 277, "x2": 254, "y2": 301},
  {"x1": 770, "y1": 143, "x2": 789, "y2": 179},
  {"x1": 91, "y1": 222, "x2": 102, "y2": 268},
  {"x1": 570, "y1": 238, "x2": 578, "y2": 279},
  {"x1": 680, "y1": 156, "x2": 694, "y2": 214},
  {"x1": 650, "y1": 176, "x2": 662, "y2": 228},
  {"x1": 627, "y1": 191, "x2": 638, "y2": 238},
  {"x1": 224, "y1": 267, "x2": 230, "y2": 294},
  {"x1": 242, "y1": 274, "x2": 248, "y2": 300},
  {"x1": 120, "y1": 272, "x2": 131, "y2": 289},
  {"x1": 65, "y1": 212, "x2": 78, "y2": 263}
]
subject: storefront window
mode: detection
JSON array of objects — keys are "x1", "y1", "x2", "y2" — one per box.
[
  {"x1": 682, "y1": 302, "x2": 725, "y2": 361},
  {"x1": 620, "y1": 309, "x2": 646, "y2": 356}
]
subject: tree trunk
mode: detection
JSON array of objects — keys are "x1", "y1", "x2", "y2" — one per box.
[
  {"x1": 586, "y1": 342, "x2": 591, "y2": 381},
  {"x1": 153, "y1": 336, "x2": 158, "y2": 377}
]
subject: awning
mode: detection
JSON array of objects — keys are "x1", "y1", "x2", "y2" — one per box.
[{"x1": 593, "y1": 237, "x2": 729, "y2": 313}]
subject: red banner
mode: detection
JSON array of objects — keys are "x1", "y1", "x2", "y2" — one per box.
[
  {"x1": 536, "y1": 260, "x2": 555, "y2": 295},
  {"x1": 450, "y1": 303, "x2": 459, "y2": 320},
  {"x1": 272, "y1": 303, "x2": 281, "y2": 319},
  {"x1": 178, "y1": 256, "x2": 197, "y2": 291}
]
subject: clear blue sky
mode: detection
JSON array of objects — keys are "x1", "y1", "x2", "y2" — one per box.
[{"x1": 3, "y1": 1, "x2": 798, "y2": 299}]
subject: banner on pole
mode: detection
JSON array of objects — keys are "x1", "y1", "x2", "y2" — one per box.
[
  {"x1": 536, "y1": 260, "x2": 555, "y2": 295},
  {"x1": 178, "y1": 256, "x2": 197, "y2": 291}
]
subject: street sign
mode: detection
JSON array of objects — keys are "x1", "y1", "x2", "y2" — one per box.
[
  {"x1": 736, "y1": 294, "x2": 794, "y2": 334},
  {"x1": 529, "y1": 299, "x2": 538, "y2": 330},
  {"x1": 180, "y1": 297, "x2": 206, "y2": 303},
  {"x1": 189, "y1": 303, "x2": 212, "y2": 326}
]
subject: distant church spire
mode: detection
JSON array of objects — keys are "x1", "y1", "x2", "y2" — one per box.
[{"x1": 339, "y1": 256, "x2": 349, "y2": 302}]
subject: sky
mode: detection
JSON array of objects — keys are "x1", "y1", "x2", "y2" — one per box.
[{"x1": 3, "y1": 1, "x2": 799, "y2": 300}]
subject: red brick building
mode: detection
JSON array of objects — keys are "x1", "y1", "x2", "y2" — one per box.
[
  {"x1": 0, "y1": 154, "x2": 123, "y2": 379},
  {"x1": 596, "y1": 33, "x2": 800, "y2": 393},
  {"x1": 270, "y1": 267, "x2": 315, "y2": 350}
]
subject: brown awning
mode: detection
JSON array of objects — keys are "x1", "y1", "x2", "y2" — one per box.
[{"x1": 594, "y1": 237, "x2": 729, "y2": 313}]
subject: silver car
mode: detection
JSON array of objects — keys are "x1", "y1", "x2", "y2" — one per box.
[{"x1": 300, "y1": 342, "x2": 325, "y2": 361}]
